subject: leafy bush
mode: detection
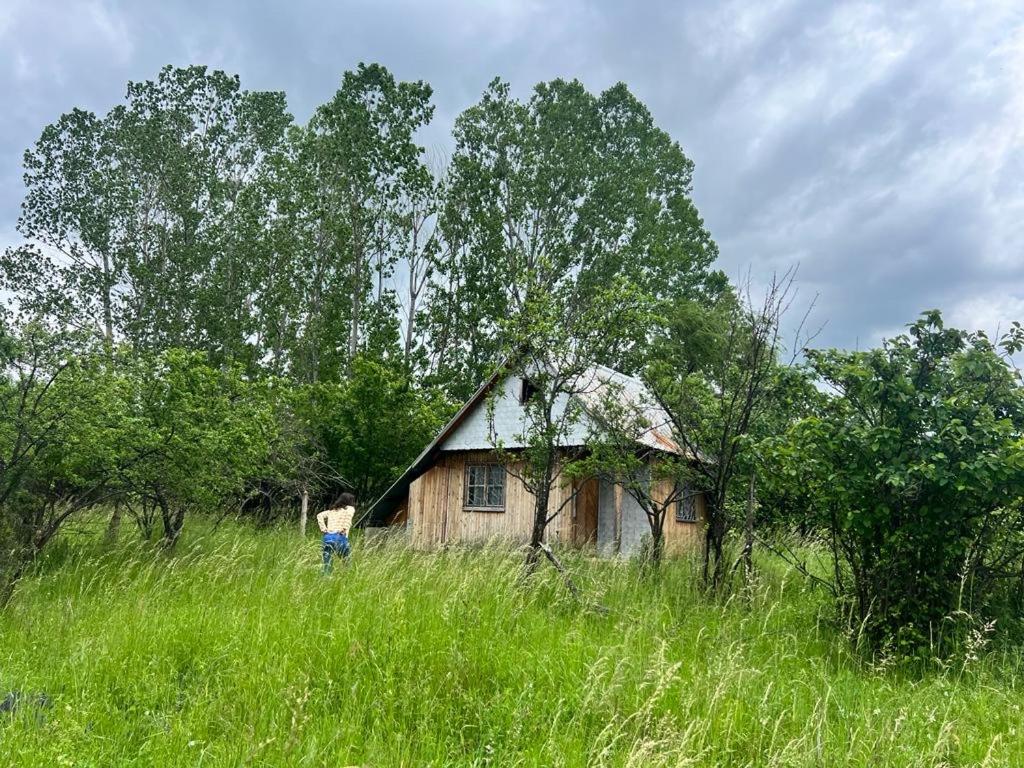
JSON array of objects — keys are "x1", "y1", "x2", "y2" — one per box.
[{"x1": 764, "y1": 311, "x2": 1024, "y2": 654}]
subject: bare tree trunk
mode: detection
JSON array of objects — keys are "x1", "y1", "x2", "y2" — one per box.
[
  {"x1": 644, "y1": 521, "x2": 665, "y2": 571},
  {"x1": 527, "y1": 479, "x2": 552, "y2": 570},
  {"x1": 158, "y1": 492, "x2": 183, "y2": 548},
  {"x1": 403, "y1": 289, "x2": 417, "y2": 366},
  {"x1": 101, "y1": 251, "x2": 114, "y2": 348},
  {"x1": 704, "y1": 500, "x2": 727, "y2": 590},
  {"x1": 0, "y1": 561, "x2": 26, "y2": 610},
  {"x1": 348, "y1": 214, "x2": 364, "y2": 366},
  {"x1": 742, "y1": 472, "x2": 756, "y2": 581},
  {"x1": 299, "y1": 484, "x2": 309, "y2": 538}
]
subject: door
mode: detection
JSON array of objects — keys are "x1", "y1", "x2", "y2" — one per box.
[{"x1": 573, "y1": 477, "x2": 599, "y2": 547}]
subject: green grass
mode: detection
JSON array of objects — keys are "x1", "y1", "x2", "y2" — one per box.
[{"x1": 1, "y1": 524, "x2": 1023, "y2": 767}]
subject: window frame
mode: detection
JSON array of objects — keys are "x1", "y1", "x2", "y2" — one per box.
[
  {"x1": 463, "y1": 463, "x2": 507, "y2": 513},
  {"x1": 675, "y1": 484, "x2": 698, "y2": 523},
  {"x1": 519, "y1": 377, "x2": 539, "y2": 405}
]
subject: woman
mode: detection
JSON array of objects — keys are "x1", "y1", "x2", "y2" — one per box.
[{"x1": 317, "y1": 492, "x2": 355, "y2": 573}]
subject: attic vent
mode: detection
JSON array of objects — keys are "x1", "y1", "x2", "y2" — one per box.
[{"x1": 519, "y1": 377, "x2": 539, "y2": 404}]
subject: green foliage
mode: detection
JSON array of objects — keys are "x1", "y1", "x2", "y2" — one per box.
[
  {"x1": 116, "y1": 349, "x2": 277, "y2": 542},
  {"x1": 0, "y1": 324, "x2": 140, "y2": 606},
  {"x1": 6, "y1": 65, "x2": 293, "y2": 366},
  {"x1": 0, "y1": 321, "x2": 283, "y2": 603},
  {"x1": 286, "y1": 63, "x2": 436, "y2": 381},
  {"x1": 309, "y1": 356, "x2": 451, "y2": 509},
  {"x1": 763, "y1": 312, "x2": 1024, "y2": 653},
  {"x1": 643, "y1": 275, "x2": 803, "y2": 586}
]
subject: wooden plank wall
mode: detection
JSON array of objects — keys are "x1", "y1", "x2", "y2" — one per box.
[
  {"x1": 408, "y1": 450, "x2": 576, "y2": 548},
  {"x1": 650, "y1": 477, "x2": 707, "y2": 556},
  {"x1": 407, "y1": 450, "x2": 707, "y2": 555}
]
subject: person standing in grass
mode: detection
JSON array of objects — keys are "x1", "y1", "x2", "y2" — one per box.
[{"x1": 317, "y1": 492, "x2": 355, "y2": 573}]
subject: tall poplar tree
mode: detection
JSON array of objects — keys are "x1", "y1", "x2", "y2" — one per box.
[
  {"x1": 427, "y1": 77, "x2": 725, "y2": 399},
  {"x1": 3, "y1": 66, "x2": 292, "y2": 368},
  {"x1": 289, "y1": 63, "x2": 434, "y2": 381}
]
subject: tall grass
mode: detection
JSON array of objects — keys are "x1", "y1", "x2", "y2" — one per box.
[{"x1": 1, "y1": 523, "x2": 1023, "y2": 766}]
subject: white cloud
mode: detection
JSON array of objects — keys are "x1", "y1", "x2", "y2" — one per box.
[{"x1": 949, "y1": 291, "x2": 1024, "y2": 336}]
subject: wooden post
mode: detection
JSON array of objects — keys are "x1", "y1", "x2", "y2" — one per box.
[
  {"x1": 299, "y1": 484, "x2": 309, "y2": 538},
  {"x1": 614, "y1": 483, "x2": 623, "y2": 556},
  {"x1": 104, "y1": 501, "x2": 122, "y2": 546}
]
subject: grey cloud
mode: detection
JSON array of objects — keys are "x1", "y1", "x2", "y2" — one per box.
[{"x1": 1, "y1": 0, "x2": 1022, "y2": 349}]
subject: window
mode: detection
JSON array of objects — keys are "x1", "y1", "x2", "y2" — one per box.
[
  {"x1": 676, "y1": 485, "x2": 697, "y2": 523},
  {"x1": 464, "y1": 464, "x2": 506, "y2": 511},
  {"x1": 519, "y1": 377, "x2": 539, "y2": 404}
]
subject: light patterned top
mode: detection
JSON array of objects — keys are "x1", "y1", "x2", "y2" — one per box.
[{"x1": 317, "y1": 506, "x2": 354, "y2": 535}]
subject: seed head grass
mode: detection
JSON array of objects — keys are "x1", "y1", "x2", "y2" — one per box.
[{"x1": 1, "y1": 523, "x2": 1022, "y2": 766}]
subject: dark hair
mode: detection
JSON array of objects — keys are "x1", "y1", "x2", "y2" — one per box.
[{"x1": 333, "y1": 492, "x2": 356, "y2": 509}]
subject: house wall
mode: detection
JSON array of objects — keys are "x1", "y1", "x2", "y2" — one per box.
[
  {"x1": 595, "y1": 472, "x2": 707, "y2": 557},
  {"x1": 405, "y1": 449, "x2": 707, "y2": 557},
  {"x1": 407, "y1": 450, "x2": 577, "y2": 548},
  {"x1": 654, "y1": 478, "x2": 707, "y2": 557}
]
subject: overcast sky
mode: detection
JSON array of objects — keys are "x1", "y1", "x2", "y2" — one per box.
[{"x1": 2, "y1": 0, "x2": 1022, "y2": 350}]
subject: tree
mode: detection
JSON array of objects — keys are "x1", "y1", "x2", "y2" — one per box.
[
  {"x1": 571, "y1": 378, "x2": 694, "y2": 568},
  {"x1": 646, "y1": 273, "x2": 805, "y2": 588},
  {"x1": 310, "y1": 356, "x2": 450, "y2": 513},
  {"x1": 763, "y1": 312, "x2": 1024, "y2": 653},
  {"x1": 118, "y1": 349, "x2": 275, "y2": 545},
  {"x1": 3, "y1": 65, "x2": 293, "y2": 368},
  {"x1": 428, "y1": 77, "x2": 724, "y2": 400},
  {"x1": 397, "y1": 157, "x2": 444, "y2": 373},
  {"x1": 0, "y1": 323, "x2": 129, "y2": 604},
  {"x1": 488, "y1": 277, "x2": 649, "y2": 575},
  {"x1": 288, "y1": 64, "x2": 434, "y2": 382}
]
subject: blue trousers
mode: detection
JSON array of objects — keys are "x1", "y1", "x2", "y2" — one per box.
[{"x1": 322, "y1": 533, "x2": 350, "y2": 573}]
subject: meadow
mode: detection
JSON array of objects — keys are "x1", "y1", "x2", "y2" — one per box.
[{"x1": 2, "y1": 524, "x2": 1023, "y2": 767}]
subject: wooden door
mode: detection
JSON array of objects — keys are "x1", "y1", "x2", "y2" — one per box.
[{"x1": 573, "y1": 477, "x2": 599, "y2": 547}]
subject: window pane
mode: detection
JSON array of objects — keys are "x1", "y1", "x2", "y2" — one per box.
[
  {"x1": 488, "y1": 466, "x2": 505, "y2": 507},
  {"x1": 487, "y1": 483, "x2": 503, "y2": 507},
  {"x1": 466, "y1": 465, "x2": 485, "y2": 507}
]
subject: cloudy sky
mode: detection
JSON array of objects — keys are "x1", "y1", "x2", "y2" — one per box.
[{"x1": 2, "y1": 0, "x2": 1022, "y2": 350}]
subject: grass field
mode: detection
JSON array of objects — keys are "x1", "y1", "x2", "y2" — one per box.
[{"x1": 2, "y1": 524, "x2": 1023, "y2": 767}]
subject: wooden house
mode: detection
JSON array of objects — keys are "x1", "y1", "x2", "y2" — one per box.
[{"x1": 366, "y1": 365, "x2": 706, "y2": 557}]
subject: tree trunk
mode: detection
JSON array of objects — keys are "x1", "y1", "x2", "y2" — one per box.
[
  {"x1": 704, "y1": 498, "x2": 727, "y2": 590},
  {"x1": 158, "y1": 492, "x2": 183, "y2": 548},
  {"x1": 646, "y1": 521, "x2": 664, "y2": 570},
  {"x1": 613, "y1": 484, "x2": 623, "y2": 556},
  {"x1": 527, "y1": 482, "x2": 551, "y2": 570},
  {"x1": 348, "y1": 218, "x2": 364, "y2": 366},
  {"x1": 299, "y1": 484, "x2": 309, "y2": 538},
  {"x1": 742, "y1": 472, "x2": 756, "y2": 582},
  {"x1": 102, "y1": 250, "x2": 114, "y2": 348},
  {"x1": 525, "y1": 446, "x2": 555, "y2": 572},
  {"x1": 403, "y1": 289, "x2": 417, "y2": 367},
  {"x1": 0, "y1": 563, "x2": 24, "y2": 610}
]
